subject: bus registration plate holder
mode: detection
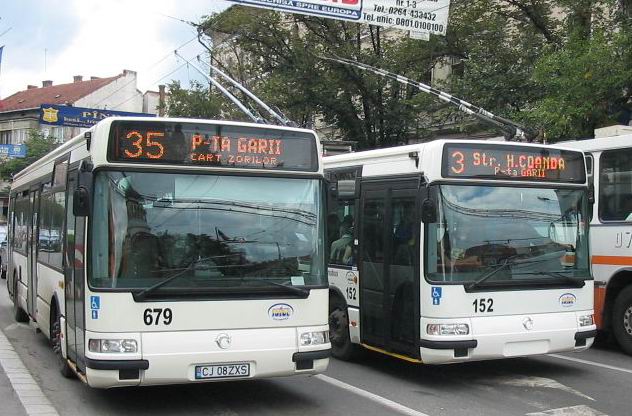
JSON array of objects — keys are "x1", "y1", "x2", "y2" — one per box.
[{"x1": 195, "y1": 363, "x2": 250, "y2": 379}]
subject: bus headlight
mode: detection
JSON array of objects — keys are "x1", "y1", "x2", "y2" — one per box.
[
  {"x1": 578, "y1": 314, "x2": 594, "y2": 327},
  {"x1": 300, "y1": 331, "x2": 330, "y2": 346},
  {"x1": 427, "y1": 323, "x2": 470, "y2": 336},
  {"x1": 88, "y1": 339, "x2": 138, "y2": 353}
]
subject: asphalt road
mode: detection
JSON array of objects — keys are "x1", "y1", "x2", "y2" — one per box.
[{"x1": 1, "y1": 283, "x2": 630, "y2": 416}]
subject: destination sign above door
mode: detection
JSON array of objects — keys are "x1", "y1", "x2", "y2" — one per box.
[
  {"x1": 108, "y1": 120, "x2": 318, "y2": 172},
  {"x1": 442, "y1": 143, "x2": 586, "y2": 183}
]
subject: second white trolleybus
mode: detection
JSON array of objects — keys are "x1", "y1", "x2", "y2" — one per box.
[
  {"x1": 562, "y1": 133, "x2": 632, "y2": 355},
  {"x1": 7, "y1": 117, "x2": 330, "y2": 388},
  {"x1": 325, "y1": 140, "x2": 596, "y2": 364}
]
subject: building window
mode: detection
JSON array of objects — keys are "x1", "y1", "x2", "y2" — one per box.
[
  {"x1": 0, "y1": 131, "x2": 10, "y2": 145},
  {"x1": 49, "y1": 127, "x2": 65, "y2": 142},
  {"x1": 11, "y1": 129, "x2": 29, "y2": 144}
]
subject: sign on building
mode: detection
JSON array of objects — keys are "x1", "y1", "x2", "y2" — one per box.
[
  {"x1": 0, "y1": 144, "x2": 27, "y2": 159},
  {"x1": 39, "y1": 104, "x2": 155, "y2": 129},
  {"x1": 226, "y1": 0, "x2": 451, "y2": 36}
]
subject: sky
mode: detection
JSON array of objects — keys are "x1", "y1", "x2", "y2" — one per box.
[{"x1": 0, "y1": 0, "x2": 232, "y2": 99}]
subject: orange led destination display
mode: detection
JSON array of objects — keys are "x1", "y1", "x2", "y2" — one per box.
[
  {"x1": 442, "y1": 143, "x2": 585, "y2": 183},
  {"x1": 109, "y1": 120, "x2": 318, "y2": 171}
]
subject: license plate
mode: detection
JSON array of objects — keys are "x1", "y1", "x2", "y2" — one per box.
[{"x1": 195, "y1": 363, "x2": 250, "y2": 379}]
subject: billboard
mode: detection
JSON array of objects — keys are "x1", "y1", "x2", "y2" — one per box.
[
  {"x1": 0, "y1": 144, "x2": 27, "y2": 159},
  {"x1": 39, "y1": 104, "x2": 155, "y2": 129},
  {"x1": 227, "y1": 0, "x2": 451, "y2": 35}
]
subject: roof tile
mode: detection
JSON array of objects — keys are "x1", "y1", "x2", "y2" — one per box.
[{"x1": 0, "y1": 74, "x2": 123, "y2": 113}]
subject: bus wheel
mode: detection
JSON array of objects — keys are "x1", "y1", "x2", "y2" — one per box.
[
  {"x1": 613, "y1": 286, "x2": 632, "y2": 356},
  {"x1": 51, "y1": 310, "x2": 74, "y2": 378},
  {"x1": 329, "y1": 297, "x2": 359, "y2": 360},
  {"x1": 13, "y1": 278, "x2": 28, "y2": 323}
]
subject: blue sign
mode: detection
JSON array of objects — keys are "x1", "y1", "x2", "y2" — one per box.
[
  {"x1": 0, "y1": 144, "x2": 27, "y2": 158},
  {"x1": 431, "y1": 287, "x2": 442, "y2": 305},
  {"x1": 91, "y1": 310, "x2": 99, "y2": 320},
  {"x1": 40, "y1": 104, "x2": 154, "y2": 129},
  {"x1": 90, "y1": 296, "x2": 100, "y2": 310}
]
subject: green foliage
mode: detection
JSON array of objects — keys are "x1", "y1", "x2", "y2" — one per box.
[
  {"x1": 528, "y1": 30, "x2": 632, "y2": 139},
  {"x1": 174, "y1": 1, "x2": 632, "y2": 146},
  {"x1": 163, "y1": 80, "x2": 226, "y2": 120},
  {"x1": 0, "y1": 130, "x2": 60, "y2": 181}
]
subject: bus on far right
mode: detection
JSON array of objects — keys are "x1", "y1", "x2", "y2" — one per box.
[{"x1": 564, "y1": 130, "x2": 632, "y2": 355}]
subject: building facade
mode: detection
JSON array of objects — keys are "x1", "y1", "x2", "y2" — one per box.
[
  {"x1": 0, "y1": 69, "x2": 158, "y2": 144},
  {"x1": 0, "y1": 70, "x2": 161, "y2": 222}
]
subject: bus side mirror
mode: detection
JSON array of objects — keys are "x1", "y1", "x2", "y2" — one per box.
[
  {"x1": 73, "y1": 186, "x2": 91, "y2": 217},
  {"x1": 421, "y1": 199, "x2": 437, "y2": 223},
  {"x1": 336, "y1": 179, "x2": 357, "y2": 200}
]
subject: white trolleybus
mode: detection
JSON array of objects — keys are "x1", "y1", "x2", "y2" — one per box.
[
  {"x1": 325, "y1": 140, "x2": 596, "y2": 364},
  {"x1": 563, "y1": 133, "x2": 632, "y2": 354},
  {"x1": 7, "y1": 117, "x2": 330, "y2": 388}
]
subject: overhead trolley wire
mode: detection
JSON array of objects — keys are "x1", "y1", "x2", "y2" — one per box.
[{"x1": 319, "y1": 55, "x2": 536, "y2": 142}]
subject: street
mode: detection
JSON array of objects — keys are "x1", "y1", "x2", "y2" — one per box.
[{"x1": 1, "y1": 284, "x2": 630, "y2": 416}]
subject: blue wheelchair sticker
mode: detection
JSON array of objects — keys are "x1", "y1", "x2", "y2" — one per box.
[
  {"x1": 431, "y1": 287, "x2": 442, "y2": 305},
  {"x1": 90, "y1": 296, "x2": 100, "y2": 310}
]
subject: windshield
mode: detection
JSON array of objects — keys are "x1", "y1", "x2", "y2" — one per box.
[
  {"x1": 426, "y1": 184, "x2": 590, "y2": 285},
  {"x1": 90, "y1": 171, "x2": 325, "y2": 292}
]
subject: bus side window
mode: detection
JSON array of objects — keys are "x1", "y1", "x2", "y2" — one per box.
[
  {"x1": 326, "y1": 169, "x2": 358, "y2": 268},
  {"x1": 599, "y1": 149, "x2": 632, "y2": 222}
]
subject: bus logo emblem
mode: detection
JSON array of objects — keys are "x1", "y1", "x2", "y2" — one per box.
[
  {"x1": 522, "y1": 317, "x2": 534, "y2": 330},
  {"x1": 268, "y1": 303, "x2": 294, "y2": 321},
  {"x1": 216, "y1": 333, "x2": 232, "y2": 349},
  {"x1": 559, "y1": 293, "x2": 576, "y2": 308}
]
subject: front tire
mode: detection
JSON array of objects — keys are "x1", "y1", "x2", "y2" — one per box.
[
  {"x1": 329, "y1": 296, "x2": 360, "y2": 360},
  {"x1": 51, "y1": 309, "x2": 74, "y2": 378},
  {"x1": 612, "y1": 286, "x2": 632, "y2": 356}
]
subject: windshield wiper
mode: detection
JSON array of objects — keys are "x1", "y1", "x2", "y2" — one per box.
[
  {"x1": 134, "y1": 256, "x2": 224, "y2": 301},
  {"x1": 239, "y1": 277, "x2": 309, "y2": 297},
  {"x1": 466, "y1": 256, "x2": 554, "y2": 291}
]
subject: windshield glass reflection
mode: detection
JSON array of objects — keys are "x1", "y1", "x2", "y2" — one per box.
[
  {"x1": 426, "y1": 185, "x2": 590, "y2": 284},
  {"x1": 91, "y1": 172, "x2": 325, "y2": 291}
]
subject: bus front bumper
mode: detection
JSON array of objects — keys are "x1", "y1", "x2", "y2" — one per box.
[
  {"x1": 84, "y1": 327, "x2": 330, "y2": 388},
  {"x1": 419, "y1": 312, "x2": 596, "y2": 364}
]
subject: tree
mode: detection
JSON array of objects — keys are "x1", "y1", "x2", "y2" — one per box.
[
  {"x1": 203, "y1": 7, "x2": 449, "y2": 149},
  {"x1": 0, "y1": 130, "x2": 59, "y2": 181},
  {"x1": 162, "y1": 80, "x2": 227, "y2": 120},
  {"x1": 191, "y1": 1, "x2": 632, "y2": 146}
]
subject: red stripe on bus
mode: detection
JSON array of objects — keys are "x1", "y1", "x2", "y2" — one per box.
[{"x1": 592, "y1": 256, "x2": 632, "y2": 266}]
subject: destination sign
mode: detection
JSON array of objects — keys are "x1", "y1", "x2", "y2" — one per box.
[
  {"x1": 442, "y1": 143, "x2": 586, "y2": 183},
  {"x1": 108, "y1": 120, "x2": 318, "y2": 171}
]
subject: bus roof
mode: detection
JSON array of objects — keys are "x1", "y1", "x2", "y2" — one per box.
[
  {"x1": 324, "y1": 139, "x2": 586, "y2": 186},
  {"x1": 559, "y1": 134, "x2": 632, "y2": 152}
]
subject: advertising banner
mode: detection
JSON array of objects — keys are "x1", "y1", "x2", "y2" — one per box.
[
  {"x1": 39, "y1": 104, "x2": 155, "y2": 129},
  {"x1": 226, "y1": 0, "x2": 451, "y2": 36},
  {"x1": 0, "y1": 144, "x2": 27, "y2": 159}
]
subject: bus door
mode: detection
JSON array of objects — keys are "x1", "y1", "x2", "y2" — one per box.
[
  {"x1": 26, "y1": 188, "x2": 40, "y2": 318},
  {"x1": 63, "y1": 169, "x2": 86, "y2": 372},
  {"x1": 359, "y1": 180, "x2": 420, "y2": 358}
]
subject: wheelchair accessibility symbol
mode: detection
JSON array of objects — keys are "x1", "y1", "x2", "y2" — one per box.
[{"x1": 431, "y1": 287, "x2": 442, "y2": 305}]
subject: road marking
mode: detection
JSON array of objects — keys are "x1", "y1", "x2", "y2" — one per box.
[
  {"x1": 526, "y1": 404, "x2": 607, "y2": 415},
  {"x1": 0, "y1": 329, "x2": 60, "y2": 416},
  {"x1": 496, "y1": 375, "x2": 594, "y2": 401},
  {"x1": 315, "y1": 374, "x2": 431, "y2": 416},
  {"x1": 549, "y1": 354, "x2": 632, "y2": 375}
]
